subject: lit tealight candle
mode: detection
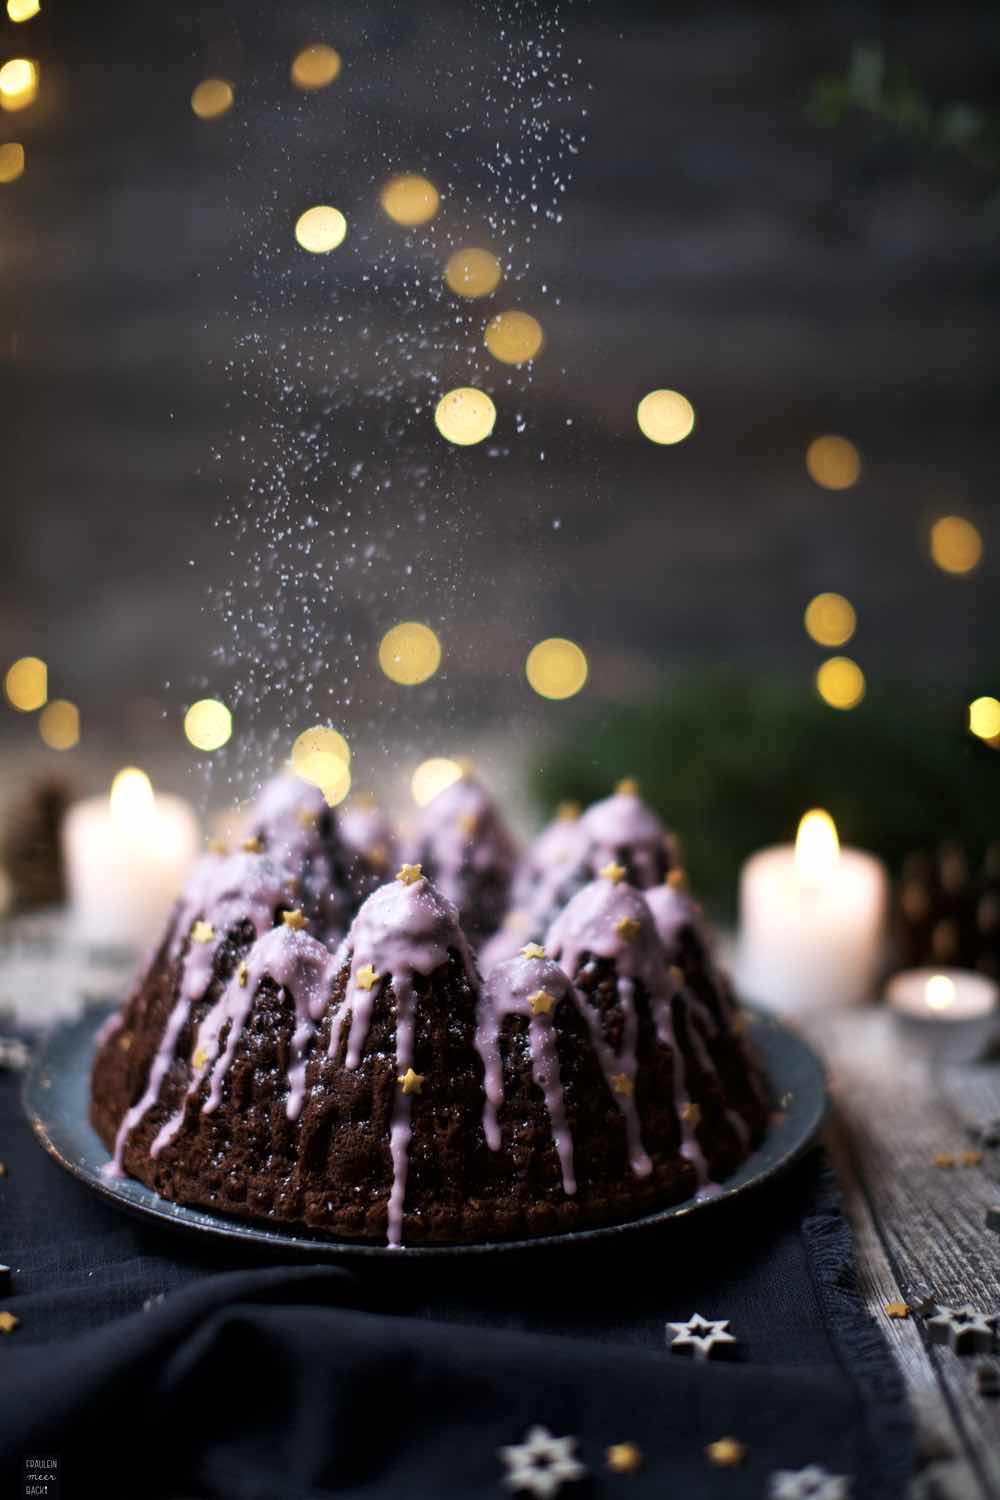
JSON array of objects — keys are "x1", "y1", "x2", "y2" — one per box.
[
  {"x1": 887, "y1": 967, "x2": 997, "y2": 1022},
  {"x1": 63, "y1": 769, "x2": 199, "y2": 949},
  {"x1": 736, "y1": 809, "x2": 888, "y2": 1014}
]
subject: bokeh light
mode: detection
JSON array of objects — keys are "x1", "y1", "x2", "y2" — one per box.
[
  {"x1": 4, "y1": 655, "x2": 46, "y2": 711},
  {"x1": 110, "y1": 767, "x2": 154, "y2": 825},
  {"x1": 184, "y1": 698, "x2": 232, "y2": 751},
  {"x1": 190, "y1": 78, "x2": 234, "y2": 120},
  {"x1": 816, "y1": 656, "x2": 866, "y2": 710},
  {"x1": 804, "y1": 592, "x2": 856, "y2": 648},
  {"x1": 929, "y1": 515, "x2": 982, "y2": 576},
  {"x1": 636, "y1": 389, "x2": 695, "y2": 445},
  {"x1": 969, "y1": 696, "x2": 1000, "y2": 742},
  {"x1": 291, "y1": 726, "x2": 351, "y2": 802},
  {"x1": 0, "y1": 141, "x2": 24, "y2": 183},
  {"x1": 0, "y1": 57, "x2": 38, "y2": 111},
  {"x1": 6, "y1": 0, "x2": 40, "y2": 20},
  {"x1": 484, "y1": 310, "x2": 544, "y2": 364},
  {"x1": 411, "y1": 757, "x2": 463, "y2": 807},
  {"x1": 378, "y1": 623, "x2": 442, "y2": 686},
  {"x1": 525, "y1": 638, "x2": 589, "y2": 700},
  {"x1": 294, "y1": 204, "x2": 347, "y2": 253},
  {"x1": 291, "y1": 44, "x2": 342, "y2": 90},
  {"x1": 380, "y1": 173, "x2": 440, "y2": 226},
  {"x1": 805, "y1": 435, "x2": 861, "y2": 490},
  {"x1": 434, "y1": 387, "x2": 496, "y2": 446},
  {"x1": 38, "y1": 699, "x2": 79, "y2": 750},
  {"x1": 445, "y1": 247, "x2": 502, "y2": 299}
]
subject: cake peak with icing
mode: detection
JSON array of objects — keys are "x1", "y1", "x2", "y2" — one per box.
[
  {"x1": 545, "y1": 875, "x2": 669, "y2": 995},
  {"x1": 581, "y1": 785, "x2": 671, "y2": 889}
]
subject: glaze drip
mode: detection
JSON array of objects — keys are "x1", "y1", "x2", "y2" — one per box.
[
  {"x1": 326, "y1": 873, "x2": 477, "y2": 1247},
  {"x1": 149, "y1": 923, "x2": 339, "y2": 1158},
  {"x1": 247, "y1": 771, "x2": 356, "y2": 939},
  {"x1": 105, "y1": 849, "x2": 294, "y2": 1176},
  {"x1": 545, "y1": 876, "x2": 714, "y2": 1188},
  {"x1": 475, "y1": 952, "x2": 577, "y2": 1194}
]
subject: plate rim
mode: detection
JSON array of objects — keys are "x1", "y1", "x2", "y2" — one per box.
[{"x1": 22, "y1": 1003, "x2": 827, "y2": 1259}]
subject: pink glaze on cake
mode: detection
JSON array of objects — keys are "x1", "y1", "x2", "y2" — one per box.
[
  {"x1": 104, "y1": 850, "x2": 295, "y2": 1177},
  {"x1": 325, "y1": 873, "x2": 477, "y2": 1248},
  {"x1": 475, "y1": 952, "x2": 577, "y2": 1194},
  {"x1": 339, "y1": 799, "x2": 399, "y2": 897},
  {"x1": 415, "y1": 773, "x2": 518, "y2": 939},
  {"x1": 545, "y1": 876, "x2": 714, "y2": 1189},
  {"x1": 478, "y1": 909, "x2": 535, "y2": 977},
  {"x1": 511, "y1": 807, "x2": 591, "y2": 923},
  {"x1": 581, "y1": 788, "x2": 670, "y2": 889}
]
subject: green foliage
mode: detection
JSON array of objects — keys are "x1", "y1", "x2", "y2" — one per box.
[{"x1": 533, "y1": 670, "x2": 1000, "y2": 920}]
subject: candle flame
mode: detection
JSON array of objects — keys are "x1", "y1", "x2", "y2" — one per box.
[
  {"x1": 110, "y1": 767, "x2": 155, "y2": 827},
  {"x1": 925, "y1": 974, "x2": 956, "y2": 1012},
  {"x1": 794, "y1": 808, "x2": 840, "y2": 883}
]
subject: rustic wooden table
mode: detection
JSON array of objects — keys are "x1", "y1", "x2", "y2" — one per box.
[{"x1": 804, "y1": 1008, "x2": 1000, "y2": 1500}]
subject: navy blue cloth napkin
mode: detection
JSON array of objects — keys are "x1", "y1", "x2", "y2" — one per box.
[{"x1": 0, "y1": 1057, "x2": 913, "y2": 1500}]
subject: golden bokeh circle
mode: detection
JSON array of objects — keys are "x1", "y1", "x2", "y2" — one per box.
[
  {"x1": 636, "y1": 389, "x2": 695, "y2": 445},
  {"x1": 805, "y1": 435, "x2": 861, "y2": 490},
  {"x1": 184, "y1": 699, "x2": 232, "y2": 751},
  {"x1": 411, "y1": 757, "x2": 464, "y2": 806},
  {"x1": 294, "y1": 204, "x2": 348, "y2": 253},
  {"x1": 4, "y1": 655, "x2": 46, "y2": 711},
  {"x1": 804, "y1": 592, "x2": 856, "y2": 648},
  {"x1": 378, "y1": 623, "x2": 442, "y2": 686},
  {"x1": 0, "y1": 141, "x2": 25, "y2": 182},
  {"x1": 380, "y1": 173, "x2": 440, "y2": 227},
  {"x1": 815, "y1": 656, "x2": 866, "y2": 711},
  {"x1": 969, "y1": 696, "x2": 1000, "y2": 742},
  {"x1": 291, "y1": 44, "x2": 342, "y2": 90},
  {"x1": 434, "y1": 387, "x2": 496, "y2": 446},
  {"x1": 190, "y1": 78, "x2": 234, "y2": 120},
  {"x1": 445, "y1": 247, "x2": 502, "y2": 299},
  {"x1": 484, "y1": 310, "x2": 544, "y2": 364},
  {"x1": 525, "y1": 638, "x2": 588, "y2": 701},
  {"x1": 38, "y1": 699, "x2": 79, "y2": 750},
  {"x1": 929, "y1": 515, "x2": 982, "y2": 576}
]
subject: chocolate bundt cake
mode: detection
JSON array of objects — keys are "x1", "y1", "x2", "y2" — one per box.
[{"x1": 92, "y1": 849, "x2": 769, "y2": 1247}]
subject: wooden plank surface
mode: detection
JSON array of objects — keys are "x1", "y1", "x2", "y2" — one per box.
[{"x1": 808, "y1": 1008, "x2": 1000, "y2": 1499}]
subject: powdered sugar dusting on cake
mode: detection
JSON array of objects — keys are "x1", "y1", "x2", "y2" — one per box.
[
  {"x1": 511, "y1": 807, "x2": 590, "y2": 926},
  {"x1": 476, "y1": 952, "x2": 576, "y2": 1194},
  {"x1": 415, "y1": 773, "x2": 518, "y2": 941}
]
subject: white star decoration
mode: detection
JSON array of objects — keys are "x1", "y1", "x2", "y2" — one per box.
[
  {"x1": 498, "y1": 1426, "x2": 586, "y2": 1497},
  {"x1": 925, "y1": 1304, "x2": 998, "y2": 1354},
  {"x1": 769, "y1": 1464, "x2": 850, "y2": 1499},
  {"x1": 666, "y1": 1312, "x2": 737, "y2": 1359}
]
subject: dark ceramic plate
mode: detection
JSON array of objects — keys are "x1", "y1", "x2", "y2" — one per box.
[{"x1": 23, "y1": 1004, "x2": 827, "y2": 1259}]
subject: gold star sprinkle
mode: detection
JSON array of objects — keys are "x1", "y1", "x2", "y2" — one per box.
[
  {"x1": 0, "y1": 1312, "x2": 19, "y2": 1335},
  {"x1": 237, "y1": 961, "x2": 248, "y2": 988},
  {"x1": 397, "y1": 863, "x2": 423, "y2": 886},
  {"x1": 459, "y1": 813, "x2": 478, "y2": 836},
  {"x1": 615, "y1": 916, "x2": 641, "y2": 942},
  {"x1": 0, "y1": 1163, "x2": 6, "y2": 1177},
  {"x1": 681, "y1": 1102, "x2": 702, "y2": 1127},
  {"x1": 356, "y1": 963, "x2": 381, "y2": 991},
  {"x1": 616, "y1": 777, "x2": 639, "y2": 796},
  {"x1": 707, "y1": 1438, "x2": 745, "y2": 1468},
  {"x1": 611, "y1": 1073, "x2": 634, "y2": 1097},
  {"x1": 599, "y1": 862, "x2": 627, "y2": 884},
  {"x1": 398, "y1": 1067, "x2": 424, "y2": 1095},
  {"x1": 282, "y1": 909, "x2": 308, "y2": 931},
  {"x1": 369, "y1": 844, "x2": 388, "y2": 870},
  {"x1": 666, "y1": 868, "x2": 686, "y2": 889},
  {"x1": 207, "y1": 837, "x2": 228, "y2": 854},
  {"x1": 933, "y1": 1152, "x2": 956, "y2": 1168},
  {"x1": 528, "y1": 990, "x2": 556, "y2": 1017},
  {"x1": 521, "y1": 942, "x2": 546, "y2": 960},
  {"x1": 606, "y1": 1443, "x2": 643, "y2": 1474},
  {"x1": 192, "y1": 1046, "x2": 209, "y2": 1070},
  {"x1": 118, "y1": 1032, "x2": 133, "y2": 1051},
  {"x1": 668, "y1": 964, "x2": 685, "y2": 987},
  {"x1": 961, "y1": 1150, "x2": 983, "y2": 1167},
  {"x1": 557, "y1": 800, "x2": 581, "y2": 821},
  {"x1": 885, "y1": 1302, "x2": 909, "y2": 1319},
  {"x1": 297, "y1": 809, "x2": 318, "y2": 829},
  {"x1": 242, "y1": 836, "x2": 264, "y2": 853},
  {"x1": 286, "y1": 877, "x2": 300, "y2": 897},
  {"x1": 191, "y1": 920, "x2": 214, "y2": 944}
]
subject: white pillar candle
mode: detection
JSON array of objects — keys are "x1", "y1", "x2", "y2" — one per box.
[
  {"x1": 63, "y1": 768, "x2": 199, "y2": 949},
  {"x1": 736, "y1": 809, "x2": 888, "y2": 1015},
  {"x1": 886, "y1": 967, "x2": 997, "y2": 1022}
]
